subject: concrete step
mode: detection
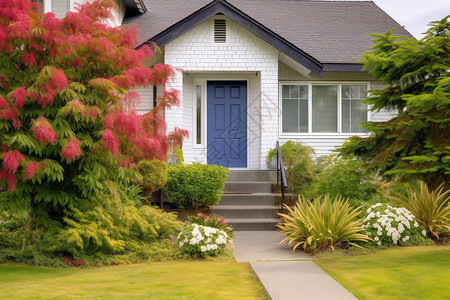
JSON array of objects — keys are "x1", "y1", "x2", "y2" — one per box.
[
  {"x1": 224, "y1": 182, "x2": 273, "y2": 193},
  {"x1": 211, "y1": 205, "x2": 280, "y2": 219},
  {"x1": 228, "y1": 170, "x2": 277, "y2": 182},
  {"x1": 226, "y1": 218, "x2": 279, "y2": 231},
  {"x1": 220, "y1": 193, "x2": 276, "y2": 206}
]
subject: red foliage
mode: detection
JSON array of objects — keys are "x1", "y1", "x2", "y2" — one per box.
[
  {"x1": 63, "y1": 256, "x2": 83, "y2": 267},
  {"x1": 25, "y1": 161, "x2": 40, "y2": 180},
  {"x1": 13, "y1": 87, "x2": 27, "y2": 108},
  {"x1": 31, "y1": 116, "x2": 57, "y2": 145},
  {"x1": 61, "y1": 137, "x2": 82, "y2": 161},
  {"x1": 0, "y1": 0, "x2": 188, "y2": 192},
  {"x1": 101, "y1": 129, "x2": 119, "y2": 156},
  {"x1": 3, "y1": 150, "x2": 22, "y2": 174}
]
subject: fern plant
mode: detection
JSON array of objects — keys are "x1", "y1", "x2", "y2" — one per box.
[{"x1": 278, "y1": 195, "x2": 371, "y2": 252}]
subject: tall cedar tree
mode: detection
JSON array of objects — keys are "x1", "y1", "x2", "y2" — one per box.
[
  {"x1": 0, "y1": 0, "x2": 187, "y2": 235},
  {"x1": 340, "y1": 16, "x2": 450, "y2": 190}
]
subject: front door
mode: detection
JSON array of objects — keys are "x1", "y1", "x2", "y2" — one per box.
[{"x1": 207, "y1": 81, "x2": 247, "y2": 168}]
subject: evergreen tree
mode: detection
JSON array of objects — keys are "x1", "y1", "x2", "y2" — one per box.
[{"x1": 340, "y1": 16, "x2": 450, "y2": 190}]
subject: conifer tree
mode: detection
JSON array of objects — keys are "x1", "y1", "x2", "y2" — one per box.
[
  {"x1": 0, "y1": 0, "x2": 187, "y2": 259},
  {"x1": 340, "y1": 16, "x2": 450, "y2": 190}
]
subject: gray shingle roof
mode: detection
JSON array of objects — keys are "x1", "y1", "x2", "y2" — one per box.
[{"x1": 124, "y1": 0, "x2": 412, "y2": 64}]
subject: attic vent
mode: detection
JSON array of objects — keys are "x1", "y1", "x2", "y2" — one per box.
[{"x1": 214, "y1": 19, "x2": 226, "y2": 43}]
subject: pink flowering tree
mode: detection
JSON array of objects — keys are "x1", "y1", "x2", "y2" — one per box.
[{"x1": 0, "y1": 0, "x2": 187, "y2": 259}]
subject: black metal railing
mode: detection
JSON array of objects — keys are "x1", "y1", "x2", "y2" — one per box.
[{"x1": 276, "y1": 141, "x2": 287, "y2": 212}]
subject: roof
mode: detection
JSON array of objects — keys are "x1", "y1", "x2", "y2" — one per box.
[{"x1": 123, "y1": 0, "x2": 412, "y2": 73}]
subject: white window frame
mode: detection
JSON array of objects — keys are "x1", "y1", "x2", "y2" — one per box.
[
  {"x1": 279, "y1": 81, "x2": 371, "y2": 137},
  {"x1": 192, "y1": 79, "x2": 207, "y2": 149}
]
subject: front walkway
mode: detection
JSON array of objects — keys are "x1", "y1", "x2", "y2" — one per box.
[{"x1": 233, "y1": 231, "x2": 357, "y2": 300}]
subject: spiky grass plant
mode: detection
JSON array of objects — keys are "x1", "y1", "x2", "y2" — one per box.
[
  {"x1": 278, "y1": 195, "x2": 371, "y2": 252},
  {"x1": 388, "y1": 181, "x2": 450, "y2": 239}
]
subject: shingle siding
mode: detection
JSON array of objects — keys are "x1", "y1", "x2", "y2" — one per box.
[{"x1": 164, "y1": 17, "x2": 279, "y2": 169}]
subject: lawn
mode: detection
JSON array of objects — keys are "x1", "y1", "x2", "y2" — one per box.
[
  {"x1": 315, "y1": 245, "x2": 450, "y2": 300},
  {"x1": 0, "y1": 261, "x2": 267, "y2": 299}
]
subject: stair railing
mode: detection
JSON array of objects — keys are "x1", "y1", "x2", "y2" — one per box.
[{"x1": 276, "y1": 141, "x2": 287, "y2": 213}]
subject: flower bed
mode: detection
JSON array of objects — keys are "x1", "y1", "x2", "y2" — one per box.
[
  {"x1": 177, "y1": 223, "x2": 232, "y2": 258},
  {"x1": 362, "y1": 203, "x2": 427, "y2": 246}
]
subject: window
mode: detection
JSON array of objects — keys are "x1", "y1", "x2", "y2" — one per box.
[
  {"x1": 281, "y1": 83, "x2": 368, "y2": 134},
  {"x1": 193, "y1": 81, "x2": 205, "y2": 148}
]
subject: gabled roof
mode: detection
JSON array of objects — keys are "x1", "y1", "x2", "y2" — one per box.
[{"x1": 124, "y1": 0, "x2": 412, "y2": 74}]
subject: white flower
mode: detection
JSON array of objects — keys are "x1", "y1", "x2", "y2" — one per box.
[
  {"x1": 422, "y1": 230, "x2": 427, "y2": 236},
  {"x1": 374, "y1": 236, "x2": 379, "y2": 241},
  {"x1": 377, "y1": 231, "x2": 383, "y2": 236},
  {"x1": 179, "y1": 242, "x2": 184, "y2": 247},
  {"x1": 200, "y1": 246, "x2": 207, "y2": 252},
  {"x1": 414, "y1": 221, "x2": 419, "y2": 228},
  {"x1": 377, "y1": 241, "x2": 382, "y2": 246}
]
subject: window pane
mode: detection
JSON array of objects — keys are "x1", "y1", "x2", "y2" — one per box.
[
  {"x1": 282, "y1": 99, "x2": 299, "y2": 133},
  {"x1": 196, "y1": 85, "x2": 202, "y2": 144},
  {"x1": 312, "y1": 86, "x2": 337, "y2": 133},
  {"x1": 341, "y1": 85, "x2": 367, "y2": 133},
  {"x1": 282, "y1": 85, "x2": 308, "y2": 133}
]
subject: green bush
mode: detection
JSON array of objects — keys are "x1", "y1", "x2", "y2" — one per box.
[
  {"x1": 387, "y1": 182, "x2": 450, "y2": 239},
  {"x1": 0, "y1": 201, "x2": 184, "y2": 266},
  {"x1": 176, "y1": 223, "x2": 232, "y2": 258},
  {"x1": 303, "y1": 155, "x2": 380, "y2": 207},
  {"x1": 187, "y1": 213, "x2": 234, "y2": 238},
  {"x1": 362, "y1": 203, "x2": 431, "y2": 247},
  {"x1": 167, "y1": 146, "x2": 184, "y2": 165},
  {"x1": 165, "y1": 163, "x2": 229, "y2": 208},
  {"x1": 266, "y1": 141, "x2": 315, "y2": 194},
  {"x1": 138, "y1": 159, "x2": 168, "y2": 195},
  {"x1": 278, "y1": 195, "x2": 371, "y2": 252}
]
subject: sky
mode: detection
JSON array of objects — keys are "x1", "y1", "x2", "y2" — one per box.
[{"x1": 370, "y1": 0, "x2": 450, "y2": 39}]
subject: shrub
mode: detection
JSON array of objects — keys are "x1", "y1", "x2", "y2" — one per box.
[
  {"x1": 266, "y1": 141, "x2": 315, "y2": 194},
  {"x1": 138, "y1": 159, "x2": 167, "y2": 195},
  {"x1": 362, "y1": 203, "x2": 429, "y2": 246},
  {"x1": 303, "y1": 155, "x2": 379, "y2": 207},
  {"x1": 165, "y1": 163, "x2": 229, "y2": 208},
  {"x1": 0, "y1": 201, "x2": 184, "y2": 266},
  {"x1": 177, "y1": 223, "x2": 232, "y2": 258},
  {"x1": 187, "y1": 213, "x2": 234, "y2": 238},
  {"x1": 278, "y1": 195, "x2": 371, "y2": 252},
  {"x1": 167, "y1": 146, "x2": 184, "y2": 165},
  {"x1": 387, "y1": 182, "x2": 450, "y2": 239}
]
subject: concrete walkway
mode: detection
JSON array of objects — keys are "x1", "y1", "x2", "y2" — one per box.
[{"x1": 233, "y1": 231, "x2": 357, "y2": 300}]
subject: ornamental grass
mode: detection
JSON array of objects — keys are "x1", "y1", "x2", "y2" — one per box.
[
  {"x1": 387, "y1": 181, "x2": 450, "y2": 239},
  {"x1": 278, "y1": 195, "x2": 371, "y2": 252}
]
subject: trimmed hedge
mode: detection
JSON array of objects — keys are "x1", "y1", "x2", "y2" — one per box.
[{"x1": 165, "y1": 163, "x2": 229, "y2": 208}]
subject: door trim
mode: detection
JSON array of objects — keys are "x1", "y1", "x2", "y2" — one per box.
[{"x1": 206, "y1": 79, "x2": 249, "y2": 168}]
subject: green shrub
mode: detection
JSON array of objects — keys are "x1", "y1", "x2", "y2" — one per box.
[
  {"x1": 167, "y1": 146, "x2": 184, "y2": 165},
  {"x1": 266, "y1": 141, "x2": 315, "y2": 194},
  {"x1": 278, "y1": 195, "x2": 371, "y2": 252},
  {"x1": 176, "y1": 223, "x2": 232, "y2": 258},
  {"x1": 387, "y1": 182, "x2": 450, "y2": 239},
  {"x1": 165, "y1": 163, "x2": 229, "y2": 208},
  {"x1": 138, "y1": 159, "x2": 168, "y2": 195},
  {"x1": 303, "y1": 155, "x2": 380, "y2": 207},
  {"x1": 0, "y1": 199, "x2": 184, "y2": 266},
  {"x1": 187, "y1": 213, "x2": 234, "y2": 238},
  {"x1": 362, "y1": 203, "x2": 431, "y2": 246}
]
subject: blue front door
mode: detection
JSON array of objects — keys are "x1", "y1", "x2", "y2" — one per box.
[{"x1": 207, "y1": 81, "x2": 247, "y2": 168}]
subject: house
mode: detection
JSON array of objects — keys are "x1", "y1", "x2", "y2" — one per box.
[
  {"x1": 45, "y1": 0, "x2": 413, "y2": 169},
  {"x1": 33, "y1": 0, "x2": 146, "y2": 26}
]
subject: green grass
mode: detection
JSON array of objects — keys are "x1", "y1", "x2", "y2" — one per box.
[
  {"x1": 0, "y1": 261, "x2": 268, "y2": 299},
  {"x1": 315, "y1": 245, "x2": 450, "y2": 300}
]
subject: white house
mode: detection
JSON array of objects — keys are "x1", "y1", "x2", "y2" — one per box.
[{"x1": 44, "y1": 0, "x2": 412, "y2": 169}]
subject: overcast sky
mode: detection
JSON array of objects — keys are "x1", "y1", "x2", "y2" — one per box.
[{"x1": 370, "y1": 0, "x2": 449, "y2": 38}]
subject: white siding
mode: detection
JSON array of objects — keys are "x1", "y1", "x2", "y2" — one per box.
[{"x1": 164, "y1": 16, "x2": 279, "y2": 169}]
